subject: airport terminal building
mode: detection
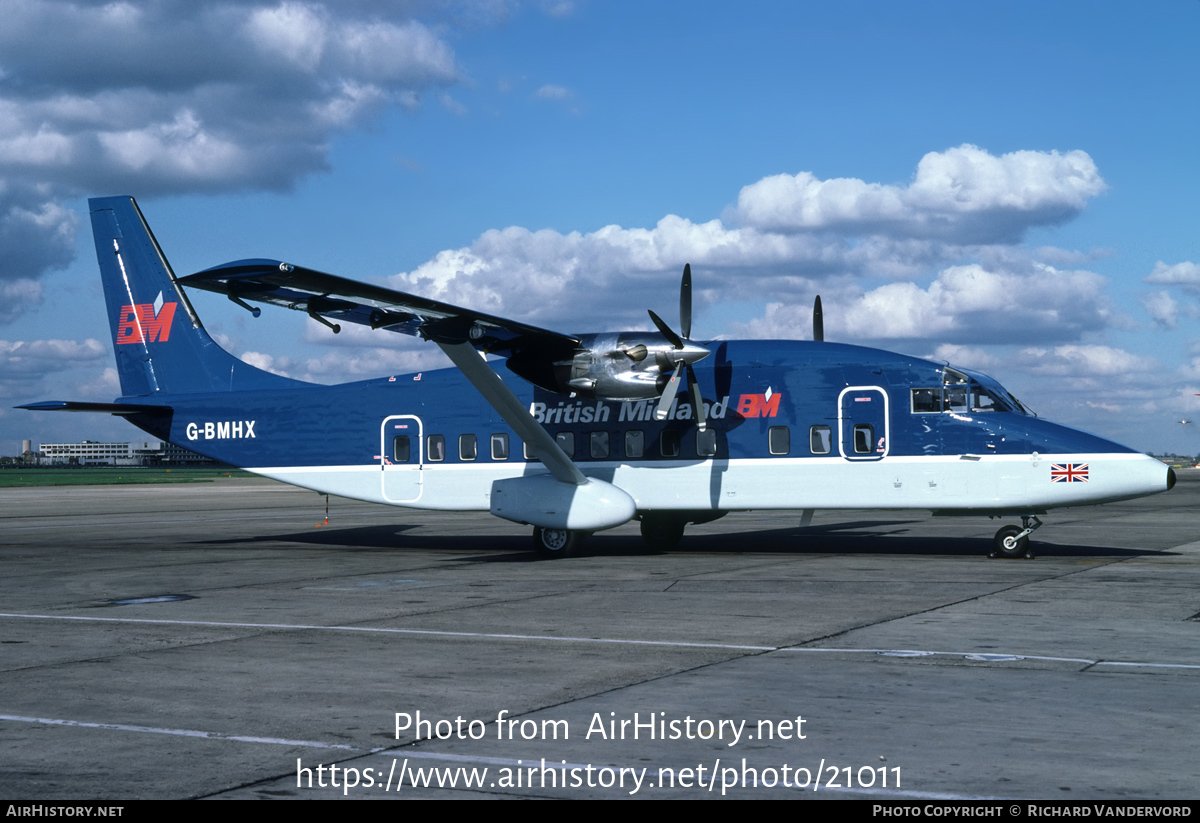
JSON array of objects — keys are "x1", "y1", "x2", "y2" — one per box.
[{"x1": 27, "y1": 440, "x2": 217, "y2": 467}]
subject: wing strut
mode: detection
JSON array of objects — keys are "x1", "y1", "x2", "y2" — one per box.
[{"x1": 433, "y1": 339, "x2": 586, "y2": 487}]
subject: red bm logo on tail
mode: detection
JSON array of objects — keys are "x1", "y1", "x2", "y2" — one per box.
[{"x1": 117, "y1": 302, "x2": 177, "y2": 344}]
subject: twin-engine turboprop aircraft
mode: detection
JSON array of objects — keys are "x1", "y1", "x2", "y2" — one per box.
[{"x1": 21, "y1": 196, "x2": 1174, "y2": 558}]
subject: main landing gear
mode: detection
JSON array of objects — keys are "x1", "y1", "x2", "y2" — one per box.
[
  {"x1": 532, "y1": 526, "x2": 585, "y2": 558},
  {"x1": 991, "y1": 515, "x2": 1043, "y2": 559}
]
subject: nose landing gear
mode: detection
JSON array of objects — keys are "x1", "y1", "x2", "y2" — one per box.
[{"x1": 991, "y1": 515, "x2": 1042, "y2": 559}]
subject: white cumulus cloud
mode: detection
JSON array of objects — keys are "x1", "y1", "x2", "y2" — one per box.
[{"x1": 733, "y1": 144, "x2": 1106, "y2": 244}]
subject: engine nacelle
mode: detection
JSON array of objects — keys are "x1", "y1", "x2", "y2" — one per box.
[
  {"x1": 506, "y1": 332, "x2": 709, "y2": 401},
  {"x1": 490, "y1": 475, "x2": 637, "y2": 530}
]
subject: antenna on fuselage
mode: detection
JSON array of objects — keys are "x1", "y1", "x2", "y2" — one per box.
[{"x1": 813, "y1": 295, "x2": 824, "y2": 342}]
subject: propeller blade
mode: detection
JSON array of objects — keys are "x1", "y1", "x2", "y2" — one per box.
[
  {"x1": 680, "y1": 263, "x2": 692, "y2": 341},
  {"x1": 648, "y1": 309, "x2": 684, "y2": 349},
  {"x1": 655, "y1": 362, "x2": 684, "y2": 420},
  {"x1": 687, "y1": 362, "x2": 706, "y2": 432},
  {"x1": 813, "y1": 295, "x2": 824, "y2": 342}
]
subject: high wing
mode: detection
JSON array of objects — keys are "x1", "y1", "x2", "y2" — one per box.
[
  {"x1": 180, "y1": 258, "x2": 595, "y2": 490},
  {"x1": 178, "y1": 258, "x2": 580, "y2": 360}
]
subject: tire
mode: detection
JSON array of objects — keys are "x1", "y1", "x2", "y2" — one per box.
[
  {"x1": 532, "y1": 526, "x2": 582, "y2": 558},
  {"x1": 639, "y1": 513, "x2": 686, "y2": 551},
  {"x1": 993, "y1": 525, "x2": 1029, "y2": 558}
]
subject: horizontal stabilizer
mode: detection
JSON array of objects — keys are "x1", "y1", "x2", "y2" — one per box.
[
  {"x1": 17, "y1": 401, "x2": 171, "y2": 415},
  {"x1": 178, "y1": 259, "x2": 579, "y2": 358}
]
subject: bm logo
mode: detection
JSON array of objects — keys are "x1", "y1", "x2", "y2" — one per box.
[
  {"x1": 736, "y1": 390, "x2": 781, "y2": 418},
  {"x1": 117, "y1": 292, "x2": 176, "y2": 345}
]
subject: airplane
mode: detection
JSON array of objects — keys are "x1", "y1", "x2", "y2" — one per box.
[{"x1": 20, "y1": 196, "x2": 1175, "y2": 559}]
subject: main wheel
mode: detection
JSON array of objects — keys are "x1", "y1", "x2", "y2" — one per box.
[
  {"x1": 993, "y1": 525, "x2": 1029, "y2": 558},
  {"x1": 640, "y1": 514, "x2": 686, "y2": 551},
  {"x1": 532, "y1": 526, "x2": 583, "y2": 558}
]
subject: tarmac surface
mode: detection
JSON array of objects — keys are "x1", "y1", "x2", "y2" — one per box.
[{"x1": 1, "y1": 472, "x2": 1198, "y2": 800}]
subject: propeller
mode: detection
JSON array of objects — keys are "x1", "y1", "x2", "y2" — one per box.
[
  {"x1": 649, "y1": 264, "x2": 710, "y2": 431},
  {"x1": 813, "y1": 295, "x2": 823, "y2": 342}
]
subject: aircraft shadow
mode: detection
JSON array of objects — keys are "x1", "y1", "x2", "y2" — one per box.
[{"x1": 190, "y1": 521, "x2": 1168, "y2": 561}]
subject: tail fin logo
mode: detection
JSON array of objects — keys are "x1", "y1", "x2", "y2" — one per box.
[{"x1": 117, "y1": 291, "x2": 177, "y2": 345}]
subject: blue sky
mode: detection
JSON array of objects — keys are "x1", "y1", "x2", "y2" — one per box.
[{"x1": 2, "y1": 0, "x2": 1199, "y2": 453}]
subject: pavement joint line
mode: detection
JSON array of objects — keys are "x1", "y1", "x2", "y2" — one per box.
[{"x1": 2, "y1": 612, "x2": 1199, "y2": 669}]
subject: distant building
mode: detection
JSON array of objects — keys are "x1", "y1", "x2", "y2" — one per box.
[{"x1": 33, "y1": 440, "x2": 218, "y2": 467}]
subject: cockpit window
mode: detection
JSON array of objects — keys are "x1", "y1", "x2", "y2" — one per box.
[
  {"x1": 944, "y1": 386, "x2": 968, "y2": 413},
  {"x1": 970, "y1": 384, "x2": 1009, "y2": 413},
  {"x1": 912, "y1": 373, "x2": 1020, "y2": 415},
  {"x1": 943, "y1": 367, "x2": 970, "y2": 385}
]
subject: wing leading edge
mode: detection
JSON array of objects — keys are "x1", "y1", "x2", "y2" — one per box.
[{"x1": 177, "y1": 259, "x2": 579, "y2": 359}]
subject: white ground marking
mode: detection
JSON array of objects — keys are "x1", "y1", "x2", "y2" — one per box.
[{"x1": 2, "y1": 612, "x2": 1198, "y2": 668}]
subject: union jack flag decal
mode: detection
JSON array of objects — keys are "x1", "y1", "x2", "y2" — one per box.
[{"x1": 1050, "y1": 463, "x2": 1089, "y2": 483}]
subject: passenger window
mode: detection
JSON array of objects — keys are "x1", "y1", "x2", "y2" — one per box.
[
  {"x1": 853, "y1": 424, "x2": 874, "y2": 454},
  {"x1": 768, "y1": 426, "x2": 790, "y2": 455},
  {"x1": 660, "y1": 429, "x2": 680, "y2": 458},
  {"x1": 490, "y1": 433, "x2": 509, "y2": 460},
  {"x1": 590, "y1": 431, "x2": 610, "y2": 459},
  {"x1": 555, "y1": 432, "x2": 575, "y2": 457},
  {"x1": 392, "y1": 435, "x2": 411, "y2": 463},
  {"x1": 426, "y1": 435, "x2": 445, "y2": 462},
  {"x1": 625, "y1": 430, "x2": 644, "y2": 458},
  {"x1": 697, "y1": 428, "x2": 717, "y2": 457},
  {"x1": 810, "y1": 425, "x2": 832, "y2": 454},
  {"x1": 459, "y1": 433, "x2": 477, "y2": 461},
  {"x1": 523, "y1": 440, "x2": 538, "y2": 460}
]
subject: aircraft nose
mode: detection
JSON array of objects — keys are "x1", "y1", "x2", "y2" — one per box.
[{"x1": 1167, "y1": 467, "x2": 1177, "y2": 491}]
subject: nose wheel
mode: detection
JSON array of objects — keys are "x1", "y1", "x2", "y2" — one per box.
[{"x1": 991, "y1": 516, "x2": 1042, "y2": 559}]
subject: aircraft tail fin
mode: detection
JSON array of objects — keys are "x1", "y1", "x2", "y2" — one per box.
[{"x1": 89, "y1": 196, "x2": 303, "y2": 396}]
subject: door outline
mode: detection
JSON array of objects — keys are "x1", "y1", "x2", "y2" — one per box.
[
  {"x1": 837, "y1": 386, "x2": 890, "y2": 461},
  {"x1": 381, "y1": 414, "x2": 424, "y2": 503}
]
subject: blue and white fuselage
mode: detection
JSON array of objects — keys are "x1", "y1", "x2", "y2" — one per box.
[
  {"x1": 151, "y1": 343, "x2": 1165, "y2": 518},
  {"x1": 22, "y1": 197, "x2": 1172, "y2": 558}
]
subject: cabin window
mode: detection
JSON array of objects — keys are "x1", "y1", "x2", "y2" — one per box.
[
  {"x1": 810, "y1": 425, "x2": 832, "y2": 454},
  {"x1": 853, "y1": 424, "x2": 874, "y2": 454},
  {"x1": 555, "y1": 432, "x2": 575, "y2": 457},
  {"x1": 768, "y1": 426, "x2": 790, "y2": 455},
  {"x1": 426, "y1": 435, "x2": 445, "y2": 462},
  {"x1": 490, "y1": 433, "x2": 509, "y2": 460},
  {"x1": 392, "y1": 435, "x2": 411, "y2": 463},
  {"x1": 523, "y1": 440, "x2": 538, "y2": 460},
  {"x1": 660, "y1": 430, "x2": 680, "y2": 458},
  {"x1": 590, "y1": 431, "x2": 610, "y2": 459},
  {"x1": 625, "y1": 430, "x2": 644, "y2": 458},
  {"x1": 697, "y1": 428, "x2": 717, "y2": 457},
  {"x1": 459, "y1": 433, "x2": 477, "y2": 461}
]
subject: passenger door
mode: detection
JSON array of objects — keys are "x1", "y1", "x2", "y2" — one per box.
[
  {"x1": 380, "y1": 415, "x2": 424, "y2": 503},
  {"x1": 838, "y1": 387, "x2": 889, "y2": 461}
]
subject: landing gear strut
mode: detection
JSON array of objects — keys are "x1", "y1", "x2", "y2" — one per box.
[
  {"x1": 532, "y1": 526, "x2": 585, "y2": 559},
  {"x1": 991, "y1": 516, "x2": 1042, "y2": 559}
]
